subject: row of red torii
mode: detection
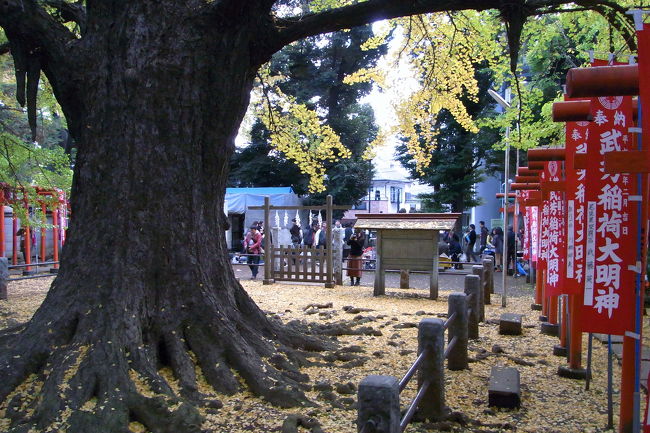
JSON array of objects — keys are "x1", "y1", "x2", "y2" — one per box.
[
  {"x1": 0, "y1": 183, "x2": 69, "y2": 273},
  {"x1": 511, "y1": 13, "x2": 650, "y2": 433}
]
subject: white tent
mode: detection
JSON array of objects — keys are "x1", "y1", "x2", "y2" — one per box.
[{"x1": 225, "y1": 187, "x2": 303, "y2": 249}]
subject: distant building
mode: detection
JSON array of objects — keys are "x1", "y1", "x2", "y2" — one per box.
[
  {"x1": 469, "y1": 173, "x2": 502, "y2": 229},
  {"x1": 343, "y1": 158, "x2": 433, "y2": 220}
]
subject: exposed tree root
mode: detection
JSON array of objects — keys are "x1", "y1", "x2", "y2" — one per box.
[{"x1": 0, "y1": 280, "x2": 334, "y2": 432}]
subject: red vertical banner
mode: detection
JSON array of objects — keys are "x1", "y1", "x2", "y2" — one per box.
[
  {"x1": 545, "y1": 161, "x2": 566, "y2": 296},
  {"x1": 538, "y1": 166, "x2": 549, "y2": 278},
  {"x1": 580, "y1": 95, "x2": 637, "y2": 335},
  {"x1": 520, "y1": 190, "x2": 531, "y2": 261},
  {"x1": 530, "y1": 204, "x2": 539, "y2": 264},
  {"x1": 564, "y1": 113, "x2": 590, "y2": 294}
]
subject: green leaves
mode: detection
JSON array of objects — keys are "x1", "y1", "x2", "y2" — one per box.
[{"x1": 0, "y1": 28, "x2": 73, "y2": 214}]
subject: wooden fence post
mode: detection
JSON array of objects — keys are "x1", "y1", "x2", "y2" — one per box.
[
  {"x1": 357, "y1": 375, "x2": 400, "y2": 433},
  {"x1": 263, "y1": 196, "x2": 273, "y2": 285},
  {"x1": 472, "y1": 265, "x2": 485, "y2": 322},
  {"x1": 415, "y1": 318, "x2": 445, "y2": 421},
  {"x1": 464, "y1": 275, "x2": 480, "y2": 339},
  {"x1": 447, "y1": 293, "x2": 468, "y2": 370}
]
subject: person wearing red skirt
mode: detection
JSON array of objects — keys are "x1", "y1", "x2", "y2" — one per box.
[{"x1": 347, "y1": 229, "x2": 365, "y2": 286}]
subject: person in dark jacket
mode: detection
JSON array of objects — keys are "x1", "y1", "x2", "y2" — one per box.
[
  {"x1": 303, "y1": 222, "x2": 317, "y2": 247},
  {"x1": 347, "y1": 229, "x2": 365, "y2": 286},
  {"x1": 466, "y1": 224, "x2": 477, "y2": 263},
  {"x1": 479, "y1": 221, "x2": 489, "y2": 255},
  {"x1": 289, "y1": 219, "x2": 302, "y2": 246},
  {"x1": 343, "y1": 223, "x2": 353, "y2": 259},
  {"x1": 448, "y1": 233, "x2": 463, "y2": 269},
  {"x1": 493, "y1": 227, "x2": 504, "y2": 272}
]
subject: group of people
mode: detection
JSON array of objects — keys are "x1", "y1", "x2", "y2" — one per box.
[
  {"x1": 241, "y1": 218, "x2": 366, "y2": 285},
  {"x1": 444, "y1": 221, "x2": 521, "y2": 275}
]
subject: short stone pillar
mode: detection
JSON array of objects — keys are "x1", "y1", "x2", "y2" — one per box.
[
  {"x1": 357, "y1": 375, "x2": 400, "y2": 433},
  {"x1": 482, "y1": 257, "x2": 494, "y2": 302},
  {"x1": 0, "y1": 257, "x2": 7, "y2": 300},
  {"x1": 464, "y1": 275, "x2": 480, "y2": 339},
  {"x1": 447, "y1": 293, "x2": 468, "y2": 370},
  {"x1": 499, "y1": 313, "x2": 523, "y2": 335},
  {"x1": 332, "y1": 227, "x2": 344, "y2": 286},
  {"x1": 415, "y1": 319, "x2": 446, "y2": 421},
  {"x1": 472, "y1": 265, "x2": 485, "y2": 322},
  {"x1": 488, "y1": 366, "x2": 521, "y2": 409},
  {"x1": 400, "y1": 269, "x2": 410, "y2": 289}
]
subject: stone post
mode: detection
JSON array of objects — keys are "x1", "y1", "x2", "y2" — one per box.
[
  {"x1": 472, "y1": 265, "x2": 485, "y2": 322},
  {"x1": 400, "y1": 269, "x2": 410, "y2": 289},
  {"x1": 357, "y1": 375, "x2": 400, "y2": 433},
  {"x1": 464, "y1": 275, "x2": 480, "y2": 339},
  {"x1": 332, "y1": 227, "x2": 344, "y2": 286},
  {"x1": 415, "y1": 319, "x2": 445, "y2": 421},
  {"x1": 482, "y1": 257, "x2": 494, "y2": 304},
  {"x1": 0, "y1": 257, "x2": 7, "y2": 300},
  {"x1": 447, "y1": 293, "x2": 468, "y2": 370}
]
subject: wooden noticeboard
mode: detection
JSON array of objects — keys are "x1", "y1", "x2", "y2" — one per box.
[{"x1": 355, "y1": 213, "x2": 460, "y2": 300}]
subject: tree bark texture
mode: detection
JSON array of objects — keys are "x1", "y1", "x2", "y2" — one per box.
[{"x1": 0, "y1": 0, "x2": 634, "y2": 431}]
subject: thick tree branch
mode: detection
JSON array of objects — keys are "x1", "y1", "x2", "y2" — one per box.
[
  {"x1": 0, "y1": 42, "x2": 9, "y2": 55},
  {"x1": 273, "y1": 0, "x2": 501, "y2": 50},
  {"x1": 0, "y1": 0, "x2": 77, "y2": 64},
  {"x1": 42, "y1": 0, "x2": 87, "y2": 35},
  {"x1": 0, "y1": 0, "x2": 82, "y2": 139}
]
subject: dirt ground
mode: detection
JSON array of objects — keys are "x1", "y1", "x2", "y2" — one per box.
[{"x1": 0, "y1": 273, "x2": 637, "y2": 433}]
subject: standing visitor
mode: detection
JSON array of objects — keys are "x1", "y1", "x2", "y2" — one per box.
[
  {"x1": 343, "y1": 223, "x2": 353, "y2": 260},
  {"x1": 289, "y1": 218, "x2": 302, "y2": 247},
  {"x1": 493, "y1": 227, "x2": 504, "y2": 272},
  {"x1": 466, "y1": 224, "x2": 477, "y2": 263},
  {"x1": 243, "y1": 225, "x2": 263, "y2": 280},
  {"x1": 303, "y1": 222, "x2": 316, "y2": 247},
  {"x1": 448, "y1": 233, "x2": 463, "y2": 269},
  {"x1": 347, "y1": 229, "x2": 365, "y2": 286},
  {"x1": 479, "y1": 221, "x2": 489, "y2": 255}
]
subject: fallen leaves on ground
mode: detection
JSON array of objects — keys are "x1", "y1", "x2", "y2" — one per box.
[{"x1": 0, "y1": 277, "x2": 637, "y2": 432}]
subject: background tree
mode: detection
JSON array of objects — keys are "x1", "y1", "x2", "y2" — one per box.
[
  {"x1": 229, "y1": 23, "x2": 385, "y2": 206},
  {"x1": 0, "y1": 32, "x2": 73, "y2": 202},
  {"x1": 0, "y1": 1, "x2": 634, "y2": 432},
  {"x1": 395, "y1": 65, "x2": 501, "y2": 215}
]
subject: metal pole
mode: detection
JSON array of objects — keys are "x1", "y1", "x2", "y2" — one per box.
[
  {"x1": 513, "y1": 149, "x2": 519, "y2": 273},
  {"x1": 607, "y1": 335, "x2": 614, "y2": 430},
  {"x1": 586, "y1": 333, "x2": 593, "y2": 391},
  {"x1": 502, "y1": 126, "x2": 510, "y2": 308}
]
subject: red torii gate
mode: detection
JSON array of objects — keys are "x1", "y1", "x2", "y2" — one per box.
[{"x1": 0, "y1": 184, "x2": 68, "y2": 274}]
